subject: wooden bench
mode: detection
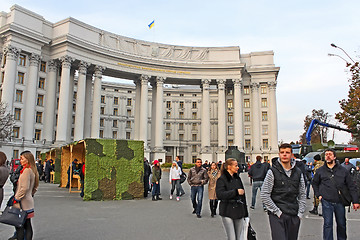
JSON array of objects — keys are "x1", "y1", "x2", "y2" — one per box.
[
  {"x1": 50, "y1": 171, "x2": 55, "y2": 183},
  {"x1": 69, "y1": 174, "x2": 81, "y2": 193}
]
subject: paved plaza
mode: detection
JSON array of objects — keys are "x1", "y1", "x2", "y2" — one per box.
[{"x1": 1, "y1": 172, "x2": 360, "y2": 240}]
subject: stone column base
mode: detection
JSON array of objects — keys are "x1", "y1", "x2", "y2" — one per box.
[
  {"x1": 201, "y1": 153, "x2": 213, "y2": 163},
  {"x1": 151, "y1": 149, "x2": 166, "y2": 163}
]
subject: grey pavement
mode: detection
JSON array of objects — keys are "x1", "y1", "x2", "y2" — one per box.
[{"x1": 1, "y1": 172, "x2": 360, "y2": 240}]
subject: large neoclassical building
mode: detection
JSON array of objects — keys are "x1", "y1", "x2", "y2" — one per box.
[{"x1": 0, "y1": 5, "x2": 280, "y2": 163}]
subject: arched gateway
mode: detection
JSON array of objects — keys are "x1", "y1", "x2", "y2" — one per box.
[{"x1": 0, "y1": 5, "x2": 280, "y2": 163}]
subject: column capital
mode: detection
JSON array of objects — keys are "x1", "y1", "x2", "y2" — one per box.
[
  {"x1": 48, "y1": 60, "x2": 58, "y2": 72},
  {"x1": 232, "y1": 78, "x2": 242, "y2": 87},
  {"x1": 216, "y1": 79, "x2": 226, "y2": 90},
  {"x1": 251, "y1": 82, "x2": 260, "y2": 91},
  {"x1": 78, "y1": 61, "x2": 90, "y2": 75},
  {"x1": 3, "y1": 45, "x2": 20, "y2": 60},
  {"x1": 268, "y1": 81, "x2": 277, "y2": 90},
  {"x1": 140, "y1": 74, "x2": 151, "y2": 84},
  {"x1": 156, "y1": 76, "x2": 166, "y2": 84},
  {"x1": 201, "y1": 79, "x2": 210, "y2": 90},
  {"x1": 60, "y1": 55, "x2": 73, "y2": 69},
  {"x1": 29, "y1": 53, "x2": 41, "y2": 66},
  {"x1": 94, "y1": 65, "x2": 106, "y2": 78}
]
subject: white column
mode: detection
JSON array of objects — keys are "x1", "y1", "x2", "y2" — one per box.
[
  {"x1": 251, "y1": 82, "x2": 261, "y2": 155},
  {"x1": 90, "y1": 66, "x2": 105, "y2": 138},
  {"x1": 217, "y1": 79, "x2": 226, "y2": 161},
  {"x1": 83, "y1": 73, "x2": 93, "y2": 138},
  {"x1": 67, "y1": 69, "x2": 75, "y2": 143},
  {"x1": 133, "y1": 79, "x2": 141, "y2": 140},
  {"x1": 150, "y1": 80, "x2": 157, "y2": 151},
  {"x1": 43, "y1": 60, "x2": 58, "y2": 143},
  {"x1": 152, "y1": 76, "x2": 166, "y2": 161},
  {"x1": 55, "y1": 56, "x2": 73, "y2": 143},
  {"x1": 233, "y1": 78, "x2": 244, "y2": 151},
  {"x1": 139, "y1": 75, "x2": 150, "y2": 153},
  {"x1": 22, "y1": 53, "x2": 41, "y2": 141},
  {"x1": 268, "y1": 81, "x2": 278, "y2": 155},
  {"x1": 74, "y1": 61, "x2": 89, "y2": 141},
  {"x1": 1, "y1": 45, "x2": 19, "y2": 112},
  {"x1": 201, "y1": 79, "x2": 212, "y2": 162}
]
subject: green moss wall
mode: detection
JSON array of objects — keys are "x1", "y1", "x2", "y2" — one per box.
[{"x1": 83, "y1": 139, "x2": 144, "y2": 201}]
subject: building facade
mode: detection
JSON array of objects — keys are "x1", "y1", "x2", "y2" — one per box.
[{"x1": 0, "y1": 5, "x2": 280, "y2": 163}]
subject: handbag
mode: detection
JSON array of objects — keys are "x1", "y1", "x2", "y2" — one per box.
[
  {"x1": 180, "y1": 172, "x2": 187, "y2": 184},
  {"x1": 241, "y1": 217, "x2": 256, "y2": 240},
  {"x1": 247, "y1": 222, "x2": 256, "y2": 240},
  {"x1": 0, "y1": 205, "x2": 27, "y2": 228}
]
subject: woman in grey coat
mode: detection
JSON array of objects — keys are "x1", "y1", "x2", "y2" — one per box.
[{"x1": 0, "y1": 151, "x2": 10, "y2": 207}]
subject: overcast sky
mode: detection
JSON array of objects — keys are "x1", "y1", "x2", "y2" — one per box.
[{"x1": 2, "y1": 0, "x2": 359, "y2": 144}]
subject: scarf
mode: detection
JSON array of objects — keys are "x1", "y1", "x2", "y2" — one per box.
[{"x1": 20, "y1": 164, "x2": 30, "y2": 174}]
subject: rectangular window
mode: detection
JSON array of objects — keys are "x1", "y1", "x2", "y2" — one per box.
[
  {"x1": 192, "y1": 101, "x2": 197, "y2": 109},
  {"x1": 114, "y1": 97, "x2": 119, "y2": 105},
  {"x1": 227, "y1": 88, "x2": 233, "y2": 95},
  {"x1": 126, "y1": 132, "x2": 131, "y2": 139},
  {"x1": 40, "y1": 61, "x2": 46, "y2": 72},
  {"x1": 227, "y1": 99, "x2": 233, "y2": 109},
  {"x1": 245, "y1": 139, "x2": 251, "y2": 150},
  {"x1": 126, "y1": 121, "x2": 131, "y2": 128},
  {"x1": 263, "y1": 139, "x2": 269, "y2": 149},
  {"x1": 166, "y1": 112, "x2": 171, "y2": 119},
  {"x1": 228, "y1": 112, "x2": 233, "y2": 123},
  {"x1": 245, "y1": 126, "x2": 251, "y2": 135},
  {"x1": 38, "y1": 77, "x2": 45, "y2": 89},
  {"x1": 261, "y1": 85, "x2": 267, "y2": 94},
  {"x1": 166, "y1": 133, "x2": 171, "y2": 140},
  {"x1": 244, "y1": 86, "x2": 250, "y2": 95},
  {"x1": 180, "y1": 93, "x2": 184, "y2": 97},
  {"x1": 13, "y1": 149, "x2": 19, "y2": 159},
  {"x1": 15, "y1": 90, "x2": 22, "y2": 102},
  {"x1": 100, "y1": 118, "x2": 104, "y2": 127},
  {"x1": 101, "y1": 95, "x2": 105, "y2": 103},
  {"x1": 36, "y1": 112, "x2": 42, "y2": 123},
  {"x1": 179, "y1": 101, "x2": 184, "y2": 109},
  {"x1": 127, "y1": 109, "x2": 131, "y2": 117},
  {"x1": 261, "y1": 98, "x2": 268, "y2": 107},
  {"x1": 113, "y1": 108, "x2": 118, "y2": 116},
  {"x1": 34, "y1": 129, "x2": 41, "y2": 140},
  {"x1": 192, "y1": 145, "x2": 197, "y2": 152},
  {"x1": 166, "y1": 122, "x2": 171, "y2": 130},
  {"x1": 244, "y1": 99, "x2": 250, "y2": 108},
  {"x1": 14, "y1": 108, "x2": 21, "y2": 120},
  {"x1": 166, "y1": 93, "x2": 171, "y2": 96},
  {"x1": 262, "y1": 125, "x2": 268, "y2": 135},
  {"x1": 179, "y1": 134, "x2": 184, "y2": 141},
  {"x1": 17, "y1": 72, "x2": 24, "y2": 84},
  {"x1": 192, "y1": 134, "x2": 197, "y2": 141},
  {"x1": 166, "y1": 101, "x2": 171, "y2": 108},
  {"x1": 179, "y1": 123, "x2": 184, "y2": 130},
  {"x1": 192, "y1": 156, "x2": 197, "y2": 163},
  {"x1": 244, "y1": 112, "x2": 250, "y2": 122},
  {"x1": 262, "y1": 111, "x2": 268, "y2": 121},
  {"x1": 13, "y1": 127, "x2": 20, "y2": 138},
  {"x1": 19, "y1": 54, "x2": 26, "y2": 66},
  {"x1": 113, "y1": 131, "x2": 117, "y2": 139},
  {"x1": 179, "y1": 112, "x2": 184, "y2": 119},
  {"x1": 99, "y1": 130, "x2": 104, "y2": 138},
  {"x1": 228, "y1": 140, "x2": 234, "y2": 146},
  {"x1": 127, "y1": 98, "x2": 132, "y2": 106},
  {"x1": 228, "y1": 126, "x2": 234, "y2": 135},
  {"x1": 100, "y1": 107, "x2": 105, "y2": 114},
  {"x1": 113, "y1": 120, "x2": 117, "y2": 128},
  {"x1": 37, "y1": 95, "x2": 44, "y2": 106},
  {"x1": 192, "y1": 123, "x2": 197, "y2": 130},
  {"x1": 192, "y1": 112, "x2": 197, "y2": 119}
]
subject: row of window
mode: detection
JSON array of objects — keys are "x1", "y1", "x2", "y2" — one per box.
[
  {"x1": 227, "y1": 98, "x2": 268, "y2": 109},
  {"x1": 17, "y1": 72, "x2": 46, "y2": 89},
  {"x1": 101, "y1": 96, "x2": 132, "y2": 106},
  {"x1": 99, "y1": 130, "x2": 131, "y2": 140},
  {"x1": 16, "y1": 54, "x2": 46, "y2": 72},
  {"x1": 244, "y1": 139, "x2": 269, "y2": 150},
  {"x1": 12, "y1": 127, "x2": 41, "y2": 140},
  {"x1": 15, "y1": 90, "x2": 44, "y2": 106},
  {"x1": 166, "y1": 101, "x2": 198, "y2": 109},
  {"x1": 99, "y1": 119, "x2": 132, "y2": 128}
]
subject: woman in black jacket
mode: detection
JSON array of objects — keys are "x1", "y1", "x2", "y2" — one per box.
[{"x1": 216, "y1": 158, "x2": 249, "y2": 240}]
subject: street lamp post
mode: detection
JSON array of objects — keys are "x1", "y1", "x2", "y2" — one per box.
[{"x1": 330, "y1": 43, "x2": 355, "y2": 63}]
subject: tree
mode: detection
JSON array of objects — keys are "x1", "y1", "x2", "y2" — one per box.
[
  {"x1": 335, "y1": 61, "x2": 360, "y2": 143},
  {"x1": 300, "y1": 109, "x2": 330, "y2": 144},
  {"x1": 0, "y1": 102, "x2": 14, "y2": 140}
]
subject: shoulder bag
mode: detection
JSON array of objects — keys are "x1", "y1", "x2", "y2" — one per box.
[{"x1": 0, "y1": 202, "x2": 27, "y2": 228}]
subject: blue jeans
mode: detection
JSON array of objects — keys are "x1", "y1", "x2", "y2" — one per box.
[
  {"x1": 191, "y1": 186, "x2": 204, "y2": 215},
  {"x1": 306, "y1": 179, "x2": 312, "y2": 198},
  {"x1": 152, "y1": 182, "x2": 160, "y2": 196},
  {"x1": 251, "y1": 181, "x2": 264, "y2": 208},
  {"x1": 321, "y1": 199, "x2": 347, "y2": 240},
  {"x1": 171, "y1": 179, "x2": 181, "y2": 196}
]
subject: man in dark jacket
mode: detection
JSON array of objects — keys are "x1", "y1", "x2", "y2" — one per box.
[
  {"x1": 261, "y1": 143, "x2": 306, "y2": 240},
  {"x1": 143, "y1": 158, "x2": 151, "y2": 198},
  {"x1": 312, "y1": 149, "x2": 359, "y2": 240},
  {"x1": 44, "y1": 159, "x2": 54, "y2": 183},
  {"x1": 187, "y1": 158, "x2": 209, "y2": 218},
  {"x1": 248, "y1": 155, "x2": 268, "y2": 210}
]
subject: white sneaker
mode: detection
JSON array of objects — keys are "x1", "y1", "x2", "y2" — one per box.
[
  {"x1": 176, "y1": 197, "x2": 180, "y2": 201},
  {"x1": 170, "y1": 195, "x2": 173, "y2": 200}
]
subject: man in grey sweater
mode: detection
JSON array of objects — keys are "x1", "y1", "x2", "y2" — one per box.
[{"x1": 261, "y1": 143, "x2": 306, "y2": 240}]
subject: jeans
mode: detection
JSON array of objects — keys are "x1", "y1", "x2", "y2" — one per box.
[
  {"x1": 191, "y1": 186, "x2": 204, "y2": 215},
  {"x1": 152, "y1": 182, "x2": 160, "y2": 196},
  {"x1": 251, "y1": 181, "x2": 264, "y2": 208},
  {"x1": 306, "y1": 179, "x2": 311, "y2": 198},
  {"x1": 171, "y1": 179, "x2": 181, "y2": 196},
  {"x1": 269, "y1": 212, "x2": 300, "y2": 240},
  {"x1": 221, "y1": 216, "x2": 245, "y2": 240},
  {"x1": 321, "y1": 199, "x2": 347, "y2": 240}
]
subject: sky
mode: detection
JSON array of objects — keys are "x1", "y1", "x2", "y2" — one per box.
[{"x1": 1, "y1": 0, "x2": 359, "y2": 144}]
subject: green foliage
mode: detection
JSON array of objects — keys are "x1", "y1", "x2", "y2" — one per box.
[
  {"x1": 182, "y1": 163, "x2": 195, "y2": 169},
  {"x1": 160, "y1": 163, "x2": 172, "y2": 168}
]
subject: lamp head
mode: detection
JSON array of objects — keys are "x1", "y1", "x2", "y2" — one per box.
[{"x1": 331, "y1": 43, "x2": 337, "y2": 48}]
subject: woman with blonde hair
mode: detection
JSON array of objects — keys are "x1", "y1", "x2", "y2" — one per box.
[
  {"x1": 216, "y1": 158, "x2": 249, "y2": 240},
  {"x1": 13, "y1": 150, "x2": 39, "y2": 240},
  {"x1": 208, "y1": 162, "x2": 221, "y2": 217},
  {"x1": 169, "y1": 161, "x2": 182, "y2": 201}
]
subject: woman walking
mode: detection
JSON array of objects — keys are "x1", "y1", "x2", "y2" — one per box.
[
  {"x1": 208, "y1": 162, "x2": 221, "y2": 217},
  {"x1": 151, "y1": 160, "x2": 162, "y2": 201},
  {"x1": 169, "y1": 161, "x2": 182, "y2": 201},
  {"x1": 216, "y1": 158, "x2": 249, "y2": 240},
  {"x1": 13, "y1": 151, "x2": 39, "y2": 240}
]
